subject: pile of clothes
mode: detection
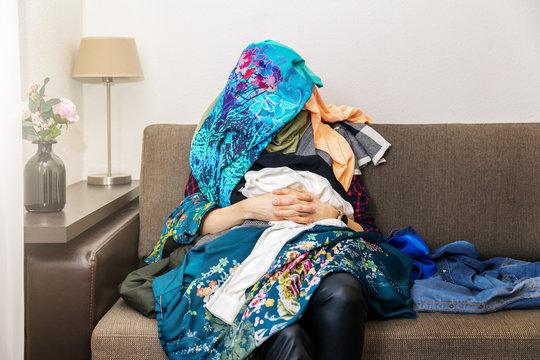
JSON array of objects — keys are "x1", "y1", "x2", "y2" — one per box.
[
  {"x1": 140, "y1": 40, "x2": 413, "y2": 360},
  {"x1": 123, "y1": 40, "x2": 540, "y2": 360}
]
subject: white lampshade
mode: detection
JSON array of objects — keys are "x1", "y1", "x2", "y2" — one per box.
[{"x1": 72, "y1": 37, "x2": 143, "y2": 79}]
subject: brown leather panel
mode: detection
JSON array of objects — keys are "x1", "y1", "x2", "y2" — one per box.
[
  {"x1": 91, "y1": 202, "x2": 140, "y2": 328},
  {"x1": 25, "y1": 201, "x2": 139, "y2": 360}
]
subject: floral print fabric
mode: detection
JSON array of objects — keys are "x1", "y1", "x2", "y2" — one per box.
[
  {"x1": 190, "y1": 40, "x2": 322, "y2": 207},
  {"x1": 149, "y1": 40, "x2": 414, "y2": 360},
  {"x1": 145, "y1": 193, "x2": 217, "y2": 264},
  {"x1": 152, "y1": 225, "x2": 415, "y2": 360}
]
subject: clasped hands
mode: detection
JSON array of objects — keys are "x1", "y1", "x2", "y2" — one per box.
[
  {"x1": 245, "y1": 188, "x2": 339, "y2": 224},
  {"x1": 200, "y1": 187, "x2": 361, "y2": 235}
]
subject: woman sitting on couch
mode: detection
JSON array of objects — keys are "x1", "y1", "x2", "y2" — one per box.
[{"x1": 141, "y1": 40, "x2": 415, "y2": 360}]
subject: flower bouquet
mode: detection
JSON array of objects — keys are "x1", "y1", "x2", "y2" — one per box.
[
  {"x1": 22, "y1": 77, "x2": 79, "y2": 212},
  {"x1": 22, "y1": 77, "x2": 79, "y2": 141}
]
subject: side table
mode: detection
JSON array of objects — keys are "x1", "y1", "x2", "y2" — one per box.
[{"x1": 24, "y1": 181, "x2": 141, "y2": 360}]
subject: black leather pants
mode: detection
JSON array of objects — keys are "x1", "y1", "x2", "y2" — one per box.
[{"x1": 256, "y1": 272, "x2": 368, "y2": 360}]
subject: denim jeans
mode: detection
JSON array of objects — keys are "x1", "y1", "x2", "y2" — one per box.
[{"x1": 412, "y1": 241, "x2": 540, "y2": 313}]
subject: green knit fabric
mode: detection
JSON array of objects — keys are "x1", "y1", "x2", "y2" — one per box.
[
  {"x1": 265, "y1": 110, "x2": 310, "y2": 154},
  {"x1": 119, "y1": 243, "x2": 195, "y2": 318}
]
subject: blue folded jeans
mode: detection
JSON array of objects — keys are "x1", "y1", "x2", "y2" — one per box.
[{"x1": 412, "y1": 240, "x2": 540, "y2": 313}]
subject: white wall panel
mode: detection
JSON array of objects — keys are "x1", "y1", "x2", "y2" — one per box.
[{"x1": 81, "y1": 0, "x2": 540, "y2": 180}]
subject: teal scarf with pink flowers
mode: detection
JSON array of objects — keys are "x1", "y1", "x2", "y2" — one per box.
[{"x1": 190, "y1": 40, "x2": 322, "y2": 208}]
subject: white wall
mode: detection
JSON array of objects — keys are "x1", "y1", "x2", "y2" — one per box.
[
  {"x1": 19, "y1": 0, "x2": 84, "y2": 185},
  {"x1": 1, "y1": 1, "x2": 24, "y2": 358},
  {"x1": 77, "y1": 0, "x2": 539, "y2": 180}
]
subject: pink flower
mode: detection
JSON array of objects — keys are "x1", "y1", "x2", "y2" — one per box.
[
  {"x1": 263, "y1": 76, "x2": 276, "y2": 87},
  {"x1": 239, "y1": 51, "x2": 254, "y2": 69},
  {"x1": 53, "y1": 97, "x2": 79, "y2": 124},
  {"x1": 242, "y1": 68, "x2": 255, "y2": 80},
  {"x1": 27, "y1": 83, "x2": 39, "y2": 100},
  {"x1": 27, "y1": 83, "x2": 39, "y2": 94},
  {"x1": 31, "y1": 113, "x2": 45, "y2": 129},
  {"x1": 31, "y1": 112, "x2": 55, "y2": 131},
  {"x1": 302, "y1": 259, "x2": 313, "y2": 274}
]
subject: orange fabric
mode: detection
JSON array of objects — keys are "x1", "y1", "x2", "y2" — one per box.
[{"x1": 303, "y1": 87, "x2": 372, "y2": 190}]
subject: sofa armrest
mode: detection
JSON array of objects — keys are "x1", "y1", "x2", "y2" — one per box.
[{"x1": 25, "y1": 200, "x2": 140, "y2": 360}]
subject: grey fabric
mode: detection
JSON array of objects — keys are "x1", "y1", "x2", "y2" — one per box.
[
  {"x1": 239, "y1": 219, "x2": 270, "y2": 228},
  {"x1": 362, "y1": 123, "x2": 540, "y2": 261},
  {"x1": 295, "y1": 121, "x2": 391, "y2": 175},
  {"x1": 344, "y1": 121, "x2": 390, "y2": 166},
  {"x1": 332, "y1": 124, "x2": 370, "y2": 171},
  {"x1": 294, "y1": 123, "x2": 333, "y2": 166}
]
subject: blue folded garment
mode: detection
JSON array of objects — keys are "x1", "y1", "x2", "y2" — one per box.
[
  {"x1": 385, "y1": 227, "x2": 437, "y2": 280},
  {"x1": 386, "y1": 233, "x2": 429, "y2": 258},
  {"x1": 411, "y1": 257, "x2": 438, "y2": 280}
]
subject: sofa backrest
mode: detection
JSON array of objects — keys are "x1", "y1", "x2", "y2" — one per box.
[
  {"x1": 363, "y1": 123, "x2": 540, "y2": 261},
  {"x1": 139, "y1": 123, "x2": 540, "y2": 261},
  {"x1": 139, "y1": 124, "x2": 196, "y2": 259}
]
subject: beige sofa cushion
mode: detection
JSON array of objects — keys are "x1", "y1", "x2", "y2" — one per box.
[
  {"x1": 364, "y1": 310, "x2": 540, "y2": 359},
  {"x1": 93, "y1": 300, "x2": 540, "y2": 359},
  {"x1": 92, "y1": 299, "x2": 166, "y2": 360}
]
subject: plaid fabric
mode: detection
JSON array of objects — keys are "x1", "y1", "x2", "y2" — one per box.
[
  {"x1": 184, "y1": 172, "x2": 201, "y2": 198},
  {"x1": 347, "y1": 175, "x2": 381, "y2": 235},
  {"x1": 185, "y1": 172, "x2": 380, "y2": 235}
]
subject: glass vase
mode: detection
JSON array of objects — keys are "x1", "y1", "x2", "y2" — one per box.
[{"x1": 24, "y1": 140, "x2": 66, "y2": 212}]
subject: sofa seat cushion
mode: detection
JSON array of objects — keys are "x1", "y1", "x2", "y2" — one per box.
[
  {"x1": 91, "y1": 299, "x2": 166, "y2": 360},
  {"x1": 93, "y1": 300, "x2": 540, "y2": 359},
  {"x1": 363, "y1": 310, "x2": 540, "y2": 360}
]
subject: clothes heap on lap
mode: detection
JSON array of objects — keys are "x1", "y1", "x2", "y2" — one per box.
[{"x1": 133, "y1": 40, "x2": 416, "y2": 360}]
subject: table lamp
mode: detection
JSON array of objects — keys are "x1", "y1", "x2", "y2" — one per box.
[{"x1": 72, "y1": 37, "x2": 143, "y2": 185}]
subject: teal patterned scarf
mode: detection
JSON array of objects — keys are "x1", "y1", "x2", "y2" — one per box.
[{"x1": 190, "y1": 40, "x2": 322, "y2": 207}]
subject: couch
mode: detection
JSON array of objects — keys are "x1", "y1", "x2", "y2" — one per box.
[{"x1": 89, "y1": 122, "x2": 540, "y2": 359}]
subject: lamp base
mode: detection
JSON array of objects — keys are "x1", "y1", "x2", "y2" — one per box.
[{"x1": 87, "y1": 173, "x2": 131, "y2": 186}]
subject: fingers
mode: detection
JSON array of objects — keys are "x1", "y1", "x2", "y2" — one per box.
[
  {"x1": 271, "y1": 188, "x2": 313, "y2": 202},
  {"x1": 272, "y1": 197, "x2": 313, "y2": 207},
  {"x1": 273, "y1": 204, "x2": 314, "y2": 218},
  {"x1": 296, "y1": 192, "x2": 313, "y2": 202},
  {"x1": 274, "y1": 213, "x2": 313, "y2": 224},
  {"x1": 287, "y1": 216, "x2": 313, "y2": 224}
]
